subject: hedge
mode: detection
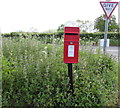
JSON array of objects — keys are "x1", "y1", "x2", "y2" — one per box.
[
  {"x1": 2, "y1": 32, "x2": 119, "y2": 40},
  {"x1": 2, "y1": 31, "x2": 119, "y2": 46}
]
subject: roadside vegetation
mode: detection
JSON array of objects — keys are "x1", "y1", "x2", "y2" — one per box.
[
  {"x1": 2, "y1": 36, "x2": 118, "y2": 107},
  {"x1": 1, "y1": 14, "x2": 119, "y2": 107}
]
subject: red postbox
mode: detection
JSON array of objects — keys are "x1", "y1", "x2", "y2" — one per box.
[{"x1": 64, "y1": 27, "x2": 80, "y2": 63}]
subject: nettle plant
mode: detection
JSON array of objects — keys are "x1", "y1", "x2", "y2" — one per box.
[{"x1": 2, "y1": 37, "x2": 118, "y2": 107}]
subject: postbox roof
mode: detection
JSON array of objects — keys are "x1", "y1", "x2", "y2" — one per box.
[{"x1": 64, "y1": 27, "x2": 79, "y2": 33}]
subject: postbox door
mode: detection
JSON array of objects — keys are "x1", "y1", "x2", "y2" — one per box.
[{"x1": 64, "y1": 41, "x2": 79, "y2": 63}]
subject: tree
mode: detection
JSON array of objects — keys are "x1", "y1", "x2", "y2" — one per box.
[
  {"x1": 57, "y1": 24, "x2": 64, "y2": 32},
  {"x1": 76, "y1": 20, "x2": 94, "y2": 32},
  {"x1": 94, "y1": 14, "x2": 119, "y2": 32},
  {"x1": 28, "y1": 27, "x2": 39, "y2": 32},
  {"x1": 57, "y1": 20, "x2": 94, "y2": 33}
]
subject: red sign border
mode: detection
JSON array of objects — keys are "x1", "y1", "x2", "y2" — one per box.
[{"x1": 100, "y1": 2, "x2": 118, "y2": 19}]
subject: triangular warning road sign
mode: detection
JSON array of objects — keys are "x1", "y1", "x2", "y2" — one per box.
[{"x1": 100, "y1": 2, "x2": 118, "y2": 19}]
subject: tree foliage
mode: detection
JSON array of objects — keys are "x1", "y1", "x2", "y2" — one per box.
[
  {"x1": 57, "y1": 20, "x2": 94, "y2": 33},
  {"x1": 94, "y1": 14, "x2": 119, "y2": 32},
  {"x1": 57, "y1": 24, "x2": 64, "y2": 32},
  {"x1": 76, "y1": 20, "x2": 94, "y2": 32}
]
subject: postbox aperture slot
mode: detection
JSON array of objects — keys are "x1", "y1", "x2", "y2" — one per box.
[{"x1": 65, "y1": 33, "x2": 78, "y2": 35}]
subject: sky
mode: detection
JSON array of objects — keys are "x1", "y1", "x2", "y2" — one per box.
[{"x1": 0, "y1": 0, "x2": 119, "y2": 33}]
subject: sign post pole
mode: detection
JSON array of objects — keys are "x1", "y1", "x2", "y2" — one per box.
[
  {"x1": 103, "y1": 18, "x2": 109, "y2": 54},
  {"x1": 100, "y1": 1, "x2": 118, "y2": 54},
  {"x1": 119, "y1": 2, "x2": 120, "y2": 31}
]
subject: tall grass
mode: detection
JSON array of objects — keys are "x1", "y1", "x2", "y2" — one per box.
[
  {"x1": 0, "y1": 34, "x2": 2, "y2": 107},
  {"x1": 2, "y1": 37, "x2": 118, "y2": 107}
]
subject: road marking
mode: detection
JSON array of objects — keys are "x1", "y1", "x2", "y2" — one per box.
[{"x1": 107, "y1": 50, "x2": 118, "y2": 52}]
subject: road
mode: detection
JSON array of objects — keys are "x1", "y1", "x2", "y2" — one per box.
[
  {"x1": 81, "y1": 46, "x2": 119, "y2": 62},
  {"x1": 95, "y1": 46, "x2": 119, "y2": 62},
  {"x1": 102, "y1": 46, "x2": 119, "y2": 62},
  {"x1": 105, "y1": 46, "x2": 119, "y2": 57}
]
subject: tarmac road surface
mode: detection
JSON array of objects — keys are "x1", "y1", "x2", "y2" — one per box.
[
  {"x1": 100, "y1": 46, "x2": 119, "y2": 62},
  {"x1": 81, "y1": 46, "x2": 119, "y2": 62},
  {"x1": 105, "y1": 46, "x2": 119, "y2": 57},
  {"x1": 96, "y1": 46, "x2": 119, "y2": 62}
]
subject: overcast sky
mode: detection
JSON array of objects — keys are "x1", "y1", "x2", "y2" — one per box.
[{"x1": 0, "y1": 0, "x2": 119, "y2": 33}]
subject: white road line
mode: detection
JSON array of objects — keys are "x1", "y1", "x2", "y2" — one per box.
[{"x1": 107, "y1": 50, "x2": 118, "y2": 52}]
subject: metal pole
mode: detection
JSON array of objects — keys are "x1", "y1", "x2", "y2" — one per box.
[
  {"x1": 106, "y1": 0, "x2": 112, "y2": 1},
  {"x1": 103, "y1": 18, "x2": 109, "y2": 54},
  {"x1": 118, "y1": 2, "x2": 120, "y2": 31},
  {"x1": 68, "y1": 63, "x2": 73, "y2": 94}
]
